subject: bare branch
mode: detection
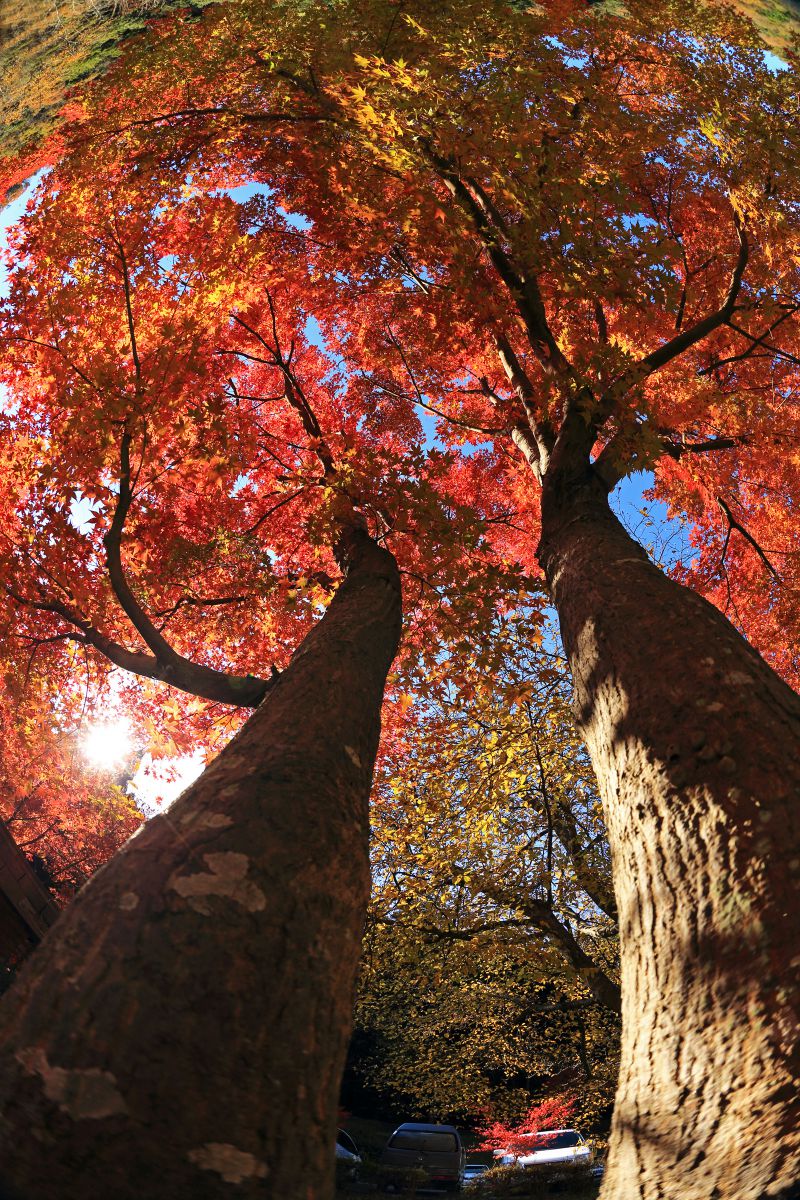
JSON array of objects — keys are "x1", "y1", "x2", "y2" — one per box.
[
  {"x1": 593, "y1": 299, "x2": 608, "y2": 344},
  {"x1": 152, "y1": 593, "x2": 251, "y2": 626},
  {"x1": 240, "y1": 487, "x2": 309, "y2": 537},
  {"x1": 2, "y1": 335, "x2": 103, "y2": 395},
  {"x1": 469, "y1": 875, "x2": 621, "y2": 1013}
]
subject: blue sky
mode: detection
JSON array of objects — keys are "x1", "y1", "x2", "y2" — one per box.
[
  {"x1": 0, "y1": 179, "x2": 36, "y2": 298},
  {"x1": 764, "y1": 49, "x2": 789, "y2": 73}
]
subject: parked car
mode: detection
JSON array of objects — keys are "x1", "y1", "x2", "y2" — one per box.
[
  {"x1": 381, "y1": 1122, "x2": 466, "y2": 1191},
  {"x1": 463, "y1": 1162, "x2": 489, "y2": 1186},
  {"x1": 495, "y1": 1128, "x2": 593, "y2": 1173},
  {"x1": 336, "y1": 1128, "x2": 361, "y2": 1164}
]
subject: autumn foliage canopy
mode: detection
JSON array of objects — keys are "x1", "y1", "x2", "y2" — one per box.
[
  {"x1": 0, "y1": 0, "x2": 796, "y2": 979},
  {"x1": 0, "y1": 0, "x2": 798, "y2": 752}
]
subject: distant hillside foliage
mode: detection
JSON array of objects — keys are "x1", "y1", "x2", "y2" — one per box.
[
  {"x1": 0, "y1": 0, "x2": 213, "y2": 199},
  {"x1": 1, "y1": 0, "x2": 798, "y2": 196},
  {"x1": 729, "y1": 0, "x2": 800, "y2": 52}
]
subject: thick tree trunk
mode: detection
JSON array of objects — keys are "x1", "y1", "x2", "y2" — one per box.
[
  {"x1": 0, "y1": 528, "x2": 401, "y2": 1200},
  {"x1": 537, "y1": 455, "x2": 800, "y2": 1200}
]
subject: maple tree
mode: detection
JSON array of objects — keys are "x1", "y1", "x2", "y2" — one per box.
[
  {"x1": 475, "y1": 1093, "x2": 578, "y2": 1158},
  {"x1": 0, "y1": 16, "x2": 517, "y2": 1198},
  {"x1": 0, "y1": 1, "x2": 799, "y2": 1198},
  {"x1": 0, "y1": 689, "x2": 141, "y2": 902},
  {"x1": 0, "y1": 174, "x2": 412, "y2": 1200}
]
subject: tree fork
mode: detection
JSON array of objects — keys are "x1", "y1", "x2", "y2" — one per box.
[
  {"x1": 0, "y1": 529, "x2": 402, "y2": 1200},
  {"x1": 537, "y1": 456, "x2": 800, "y2": 1200}
]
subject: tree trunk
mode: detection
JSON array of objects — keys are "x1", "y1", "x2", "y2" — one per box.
[
  {"x1": 537, "y1": 454, "x2": 800, "y2": 1200},
  {"x1": 0, "y1": 528, "x2": 402, "y2": 1200}
]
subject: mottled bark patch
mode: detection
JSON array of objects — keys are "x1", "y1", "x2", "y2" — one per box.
[
  {"x1": 16, "y1": 1048, "x2": 127, "y2": 1120},
  {"x1": 344, "y1": 745, "x2": 362, "y2": 768},
  {"x1": 179, "y1": 810, "x2": 234, "y2": 830},
  {"x1": 188, "y1": 1143, "x2": 269, "y2": 1184},
  {"x1": 168, "y1": 852, "x2": 266, "y2": 915}
]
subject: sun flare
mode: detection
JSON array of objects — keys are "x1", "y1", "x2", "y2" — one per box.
[{"x1": 82, "y1": 720, "x2": 133, "y2": 773}]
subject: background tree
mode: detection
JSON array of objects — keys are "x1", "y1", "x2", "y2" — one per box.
[
  {"x1": 475, "y1": 1094, "x2": 579, "y2": 1158},
  {"x1": 374, "y1": 610, "x2": 618, "y2": 1007},
  {"x1": 352, "y1": 612, "x2": 619, "y2": 1130},
  {"x1": 353, "y1": 913, "x2": 619, "y2": 1135}
]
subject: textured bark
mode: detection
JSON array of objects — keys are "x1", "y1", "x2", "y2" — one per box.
[
  {"x1": 0, "y1": 529, "x2": 402, "y2": 1200},
  {"x1": 538, "y1": 454, "x2": 800, "y2": 1200}
]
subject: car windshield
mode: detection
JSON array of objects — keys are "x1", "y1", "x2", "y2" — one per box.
[
  {"x1": 390, "y1": 1132, "x2": 458, "y2": 1152},
  {"x1": 531, "y1": 1132, "x2": 581, "y2": 1150}
]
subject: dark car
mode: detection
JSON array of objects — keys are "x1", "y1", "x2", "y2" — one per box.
[{"x1": 381, "y1": 1122, "x2": 466, "y2": 1191}]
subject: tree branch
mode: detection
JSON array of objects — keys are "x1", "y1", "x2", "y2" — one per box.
[
  {"x1": 103, "y1": 425, "x2": 184, "y2": 667},
  {"x1": 383, "y1": 327, "x2": 508, "y2": 439},
  {"x1": 494, "y1": 331, "x2": 555, "y2": 477},
  {"x1": 594, "y1": 425, "x2": 748, "y2": 490},
  {"x1": 113, "y1": 233, "x2": 143, "y2": 392},
  {"x1": 660, "y1": 434, "x2": 747, "y2": 460},
  {"x1": 232, "y1": 300, "x2": 339, "y2": 481},
  {"x1": 152, "y1": 593, "x2": 251, "y2": 627},
  {"x1": 624, "y1": 208, "x2": 748, "y2": 384},
  {"x1": 421, "y1": 143, "x2": 573, "y2": 379},
  {"x1": 6, "y1": 583, "x2": 272, "y2": 708},
  {"x1": 94, "y1": 106, "x2": 332, "y2": 141},
  {"x1": 717, "y1": 496, "x2": 781, "y2": 581},
  {"x1": 469, "y1": 875, "x2": 621, "y2": 1013}
]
